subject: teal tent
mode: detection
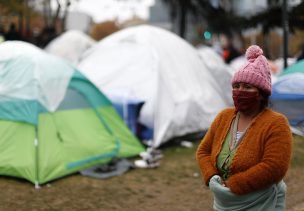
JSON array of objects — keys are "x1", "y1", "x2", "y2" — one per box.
[
  {"x1": 270, "y1": 60, "x2": 304, "y2": 128},
  {"x1": 279, "y1": 59, "x2": 304, "y2": 76},
  {"x1": 0, "y1": 41, "x2": 144, "y2": 185}
]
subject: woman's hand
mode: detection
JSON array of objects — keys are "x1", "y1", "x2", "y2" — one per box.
[{"x1": 210, "y1": 175, "x2": 226, "y2": 186}]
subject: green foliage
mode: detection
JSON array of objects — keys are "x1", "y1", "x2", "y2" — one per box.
[
  {"x1": 162, "y1": 0, "x2": 304, "y2": 37},
  {"x1": 0, "y1": 0, "x2": 25, "y2": 15},
  {"x1": 161, "y1": 0, "x2": 248, "y2": 36},
  {"x1": 244, "y1": 1, "x2": 304, "y2": 34}
]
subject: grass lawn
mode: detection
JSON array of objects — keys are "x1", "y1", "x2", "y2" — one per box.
[{"x1": 0, "y1": 135, "x2": 303, "y2": 211}]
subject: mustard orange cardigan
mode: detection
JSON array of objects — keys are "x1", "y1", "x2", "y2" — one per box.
[{"x1": 196, "y1": 107, "x2": 292, "y2": 195}]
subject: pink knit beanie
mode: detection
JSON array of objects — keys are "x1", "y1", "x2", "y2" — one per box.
[{"x1": 231, "y1": 45, "x2": 272, "y2": 95}]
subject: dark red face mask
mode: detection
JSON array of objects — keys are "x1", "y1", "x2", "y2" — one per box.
[{"x1": 232, "y1": 90, "x2": 260, "y2": 112}]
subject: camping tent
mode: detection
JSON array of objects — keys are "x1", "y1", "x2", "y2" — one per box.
[
  {"x1": 270, "y1": 60, "x2": 304, "y2": 131},
  {"x1": 78, "y1": 25, "x2": 233, "y2": 148},
  {"x1": 45, "y1": 30, "x2": 96, "y2": 65},
  {"x1": 196, "y1": 45, "x2": 234, "y2": 104},
  {"x1": 0, "y1": 41, "x2": 144, "y2": 185}
]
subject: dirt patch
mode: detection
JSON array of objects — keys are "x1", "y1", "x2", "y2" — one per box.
[{"x1": 0, "y1": 136, "x2": 303, "y2": 211}]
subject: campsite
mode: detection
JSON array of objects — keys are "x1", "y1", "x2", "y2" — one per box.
[
  {"x1": 1, "y1": 3, "x2": 304, "y2": 209},
  {"x1": 0, "y1": 136, "x2": 303, "y2": 211}
]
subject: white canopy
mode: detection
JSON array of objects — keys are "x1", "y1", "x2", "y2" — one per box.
[
  {"x1": 78, "y1": 25, "x2": 232, "y2": 147},
  {"x1": 45, "y1": 30, "x2": 96, "y2": 65},
  {"x1": 0, "y1": 41, "x2": 74, "y2": 111}
]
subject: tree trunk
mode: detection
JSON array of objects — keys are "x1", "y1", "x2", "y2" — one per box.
[
  {"x1": 178, "y1": 1, "x2": 188, "y2": 38},
  {"x1": 25, "y1": 0, "x2": 31, "y2": 38},
  {"x1": 18, "y1": 11, "x2": 23, "y2": 38},
  {"x1": 43, "y1": 0, "x2": 49, "y2": 27},
  {"x1": 52, "y1": 0, "x2": 61, "y2": 29},
  {"x1": 61, "y1": 0, "x2": 71, "y2": 32}
]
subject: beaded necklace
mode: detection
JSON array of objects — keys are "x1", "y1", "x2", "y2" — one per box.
[{"x1": 229, "y1": 112, "x2": 242, "y2": 151}]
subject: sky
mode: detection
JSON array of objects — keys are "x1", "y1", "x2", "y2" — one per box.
[{"x1": 68, "y1": 0, "x2": 155, "y2": 23}]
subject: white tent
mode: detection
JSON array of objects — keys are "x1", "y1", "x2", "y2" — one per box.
[
  {"x1": 45, "y1": 30, "x2": 96, "y2": 65},
  {"x1": 197, "y1": 45, "x2": 234, "y2": 104},
  {"x1": 78, "y1": 25, "x2": 233, "y2": 148}
]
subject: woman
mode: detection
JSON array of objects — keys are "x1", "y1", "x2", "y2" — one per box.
[{"x1": 196, "y1": 45, "x2": 292, "y2": 211}]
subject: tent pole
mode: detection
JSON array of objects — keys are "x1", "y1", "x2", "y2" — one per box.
[{"x1": 34, "y1": 127, "x2": 40, "y2": 189}]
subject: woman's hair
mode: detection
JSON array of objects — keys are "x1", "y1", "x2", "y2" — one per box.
[{"x1": 259, "y1": 89, "x2": 270, "y2": 109}]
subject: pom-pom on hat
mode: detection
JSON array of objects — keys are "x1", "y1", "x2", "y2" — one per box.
[{"x1": 231, "y1": 45, "x2": 272, "y2": 95}]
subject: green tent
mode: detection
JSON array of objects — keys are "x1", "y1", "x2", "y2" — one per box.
[{"x1": 0, "y1": 41, "x2": 144, "y2": 185}]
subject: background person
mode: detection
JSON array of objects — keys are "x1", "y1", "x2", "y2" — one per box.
[
  {"x1": 4, "y1": 23, "x2": 22, "y2": 41},
  {"x1": 196, "y1": 45, "x2": 292, "y2": 210}
]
